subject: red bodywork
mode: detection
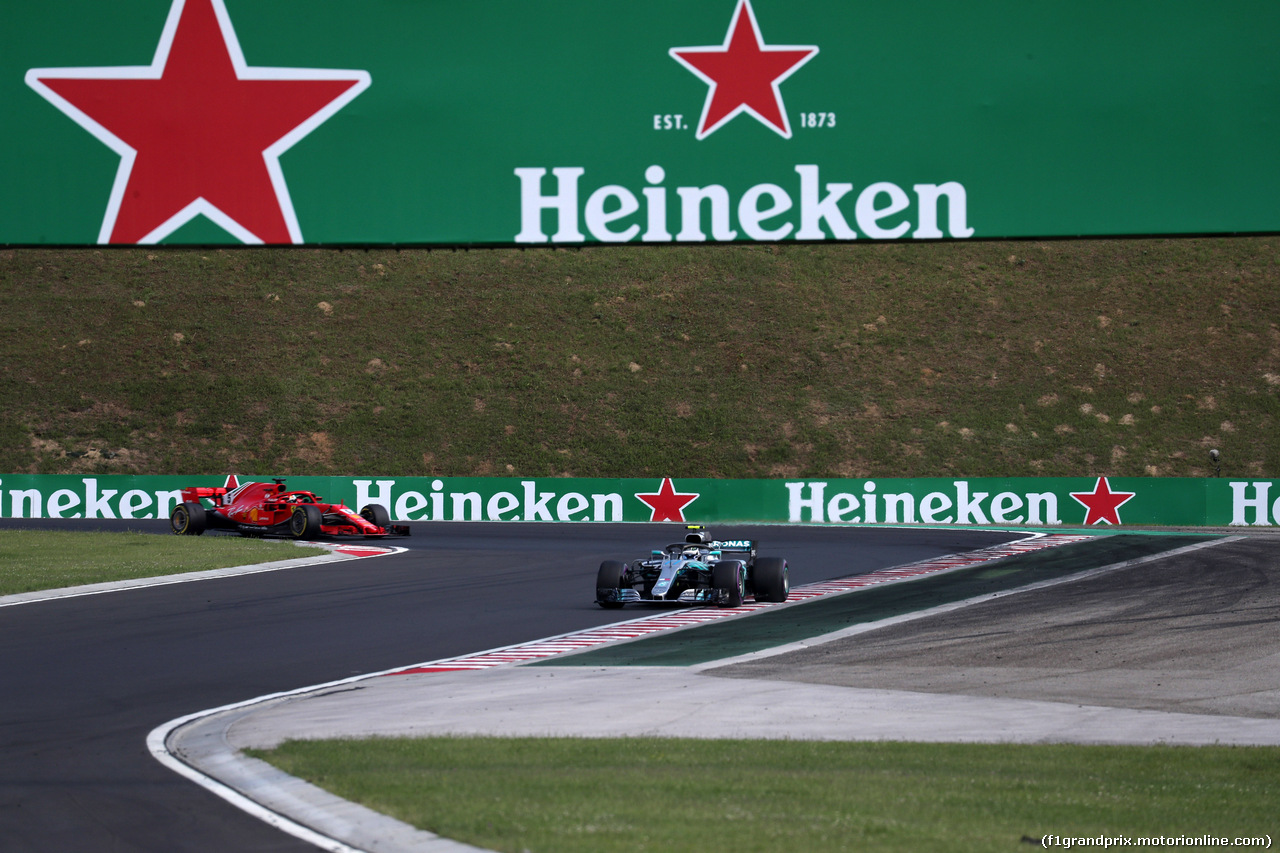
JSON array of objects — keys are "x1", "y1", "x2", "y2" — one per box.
[{"x1": 174, "y1": 478, "x2": 408, "y2": 538}]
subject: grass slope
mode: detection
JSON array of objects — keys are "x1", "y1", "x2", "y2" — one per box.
[{"x1": 2, "y1": 238, "x2": 1278, "y2": 479}]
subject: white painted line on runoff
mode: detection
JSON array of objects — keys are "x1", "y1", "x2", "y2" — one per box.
[{"x1": 692, "y1": 535, "x2": 1244, "y2": 672}]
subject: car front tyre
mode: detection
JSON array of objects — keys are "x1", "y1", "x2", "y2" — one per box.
[
  {"x1": 360, "y1": 503, "x2": 391, "y2": 528},
  {"x1": 290, "y1": 505, "x2": 323, "y2": 539},
  {"x1": 596, "y1": 560, "x2": 628, "y2": 608},
  {"x1": 712, "y1": 560, "x2": 745, "y2": 608}
]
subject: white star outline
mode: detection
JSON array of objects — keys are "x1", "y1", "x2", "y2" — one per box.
[
  {"x1": 23, "y1": 0, "x2": 371, "y2": 245},
  {"x1": 668, "y1": 0, "x2": 819, "y2": 140},
  {"x1": 1069, "y1": 476, "x2": 1137, "y2": 526},
  {"x1": 633, "y1": 478, "x2": 701, "y2": 523}
]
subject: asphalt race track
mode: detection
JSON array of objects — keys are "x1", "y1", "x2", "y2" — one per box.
[{"x1": 0, "y1": 519, "x2": 1021, "y2": 853}]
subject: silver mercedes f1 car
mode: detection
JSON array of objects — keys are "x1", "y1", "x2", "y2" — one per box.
[{"x1": 595, "y1": 526, "x2": 789, "y2": 608}]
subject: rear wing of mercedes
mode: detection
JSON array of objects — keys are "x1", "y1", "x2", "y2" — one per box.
[{"x1": 711, "y1": 538, "x2": 757, "y2": 562}]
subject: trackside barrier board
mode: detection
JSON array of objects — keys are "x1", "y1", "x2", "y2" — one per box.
[
  {"x1": 2, "y1": 474, "x2": 1278, "y2": 527},
  {"x1": 4, "y1": 1, "x2": 1279, "y2": 246}
]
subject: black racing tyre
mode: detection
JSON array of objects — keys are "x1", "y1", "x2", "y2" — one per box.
[
  {"x1": 712, "y1": 559, "x2": 745, "y2": 608},
  {"x1": 752, "y1": 557, "x2": 789, "y2": 603},
  {"x1": 170, "y1": 501, "x2": 206, "y2": 536},
  {"x1": 360, "y1": 503, "x2": 391, "y2": 529},
  {"x1": 289, "y1": 504, "x2": 324, "y2": 539},
  {"x1": 596, "y1": 560, "x2": 627, "y2": 608}
]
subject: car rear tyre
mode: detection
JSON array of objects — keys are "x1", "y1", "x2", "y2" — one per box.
[
  {"x1": 596, "y1": 560, "x2": 628, "y2": 608},
  {"x1": 170, "y1": 501, "x2": 206, "y2": 536},
  {"x1": 752, "y1": 557, "x2": 789, "y2": 602},
  {"x1": 712, "y1": 560, "x2": 745, "y2": 608},
  {"x1": 290, "y1": 504, "x2": 323, "y2": 539},
  {"x1": 360, "y1": 503, "x2": 391, "y2": 528}
]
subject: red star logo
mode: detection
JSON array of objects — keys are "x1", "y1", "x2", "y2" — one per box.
[
  {"x1": 669, "y1": 0, "x2": 818, "y2": 140},
  {"x1": 635, "y1": 478, "x2": 701, "y2": 523},
  {"x1": 1070, "y1": 477, "x2": 1137, "y2": 526},
  {"x1": 25, "y1": 0, "x2": 370, "y2": 245}
]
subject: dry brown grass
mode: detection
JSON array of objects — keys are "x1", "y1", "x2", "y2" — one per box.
[{"x1": 1, "y1": 237, "x2": 1277, "y2": 478}]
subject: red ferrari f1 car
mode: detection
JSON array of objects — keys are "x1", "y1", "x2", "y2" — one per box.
[{"x1": 169, "y1": 477, "x2": 409, "y2": 539}]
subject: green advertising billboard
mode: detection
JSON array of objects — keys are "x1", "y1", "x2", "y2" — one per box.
[
  {"x1": 4, "y1": 0, "x2": 1278, "y2": 246},
  {"x1": 1, "y1": 474, "x2": 1277, "y2": 528}
]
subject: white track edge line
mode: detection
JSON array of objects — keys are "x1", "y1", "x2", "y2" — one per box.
[{"x1": 692, "y1": 536, "x2": 1242, "y2": 672}]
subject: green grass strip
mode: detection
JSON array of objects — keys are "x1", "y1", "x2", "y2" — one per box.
[
  {"x1": 0, "y1": 530, "x2": 326, "y2": 595},
  {"x1": 250, "y1": 736, "x2": 1279, "y2": 853},
  {"x1": 545, "y1": 535, "x2": 1218, "y2": 666}
]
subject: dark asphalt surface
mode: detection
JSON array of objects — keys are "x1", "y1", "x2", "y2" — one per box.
[
  {"x1": 716, "y1": 533, "x2": 1280, "y2": 720},
  {"x1": 0, "y1": 519, "x2": 1018, "y2": 852}
]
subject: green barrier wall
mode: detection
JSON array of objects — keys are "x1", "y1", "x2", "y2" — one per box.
[
  {"x1": 5, "y1": 0, "x2": 1279, "y2": 246},
  {"x1": 2, "y1": 474, "x2": 1277, "y2": 527}
]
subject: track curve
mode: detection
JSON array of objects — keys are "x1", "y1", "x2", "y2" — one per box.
[{"x1": 0, "y1": 519, "x2": 1020, "y2": 852}]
